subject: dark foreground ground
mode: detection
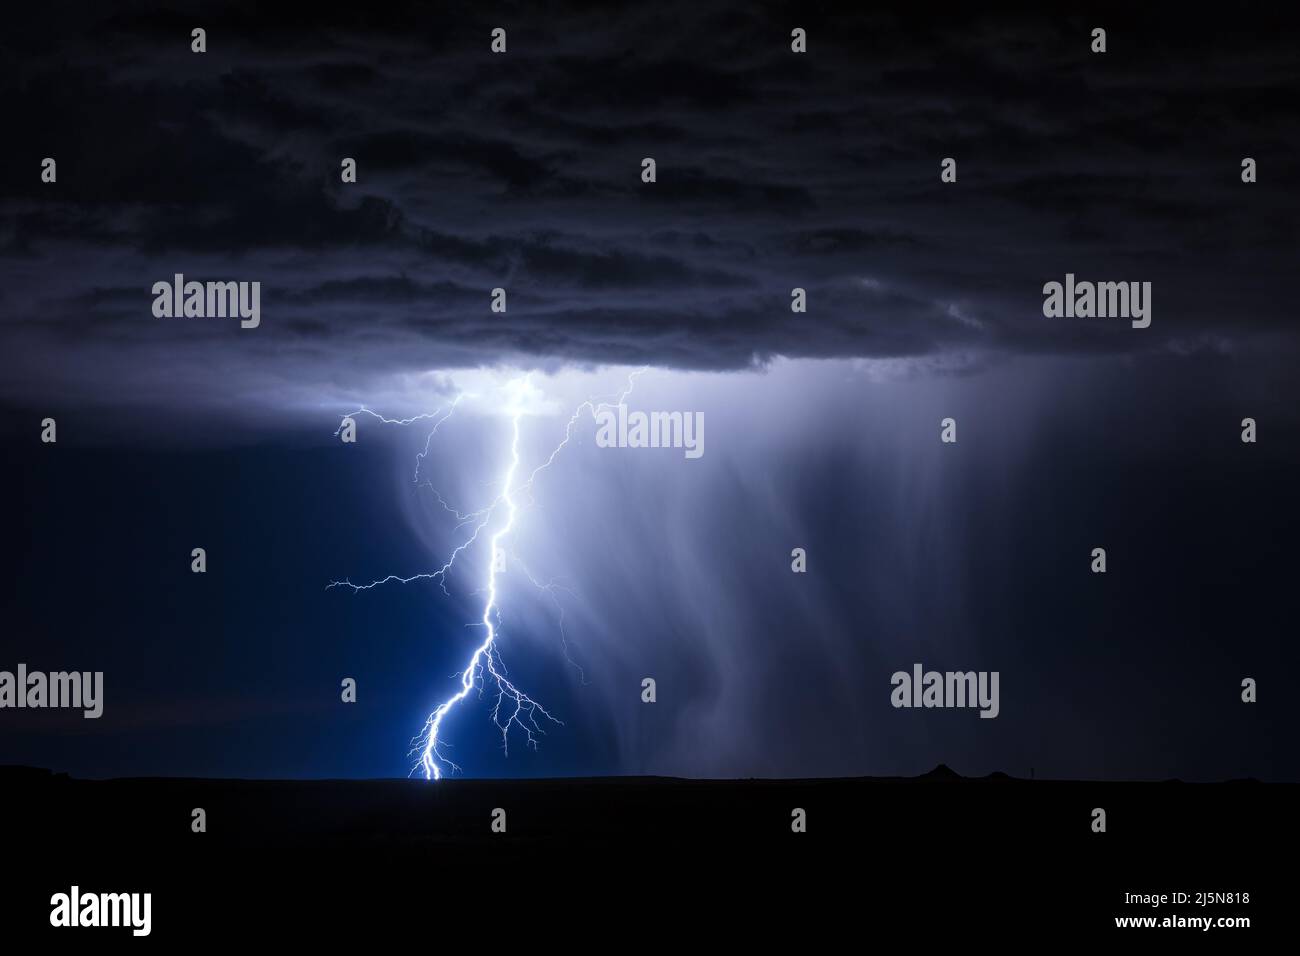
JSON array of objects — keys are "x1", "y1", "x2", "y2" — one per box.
[{"x1": 2, "y1": 764, "x2": 1290, "y2": 941}]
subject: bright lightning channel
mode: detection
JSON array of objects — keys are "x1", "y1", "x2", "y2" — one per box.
[{"x1": 329, "y1": 368, "x2": 647, "y2": 780}]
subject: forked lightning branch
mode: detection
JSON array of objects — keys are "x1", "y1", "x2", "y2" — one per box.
[{"x1": 328, "y1": 369, "x2": 648, "y2": 779}]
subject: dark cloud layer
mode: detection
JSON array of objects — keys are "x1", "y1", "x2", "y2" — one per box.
[{"x1": 1, "y1": 2, "x2": 1298, "y2": 418}]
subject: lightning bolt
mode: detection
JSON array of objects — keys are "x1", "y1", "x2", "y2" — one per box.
[{"x1": 329, "y1": 368, "x2": 648, "y2": 779}]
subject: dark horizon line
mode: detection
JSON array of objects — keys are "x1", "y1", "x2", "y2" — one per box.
[{"x1": 1, "y1": 763, "x2": 1280, "y2": 786}]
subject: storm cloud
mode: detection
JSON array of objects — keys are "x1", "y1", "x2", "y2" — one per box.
[{"x1": 2, "y1": 2, "x2": 1298, "y2": 427}]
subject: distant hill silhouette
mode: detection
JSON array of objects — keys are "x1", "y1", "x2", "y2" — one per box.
[{"x1": 918, "y1": 763, "x2": 963, "y2": 780}]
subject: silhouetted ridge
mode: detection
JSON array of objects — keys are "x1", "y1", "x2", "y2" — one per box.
[{"x1": 919, "y1": 764, "x2": 962, "y2": 780}]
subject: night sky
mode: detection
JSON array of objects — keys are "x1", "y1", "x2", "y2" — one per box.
[{"x1": 2, "y1": 2, "x2": 1297, "y2": 781}]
